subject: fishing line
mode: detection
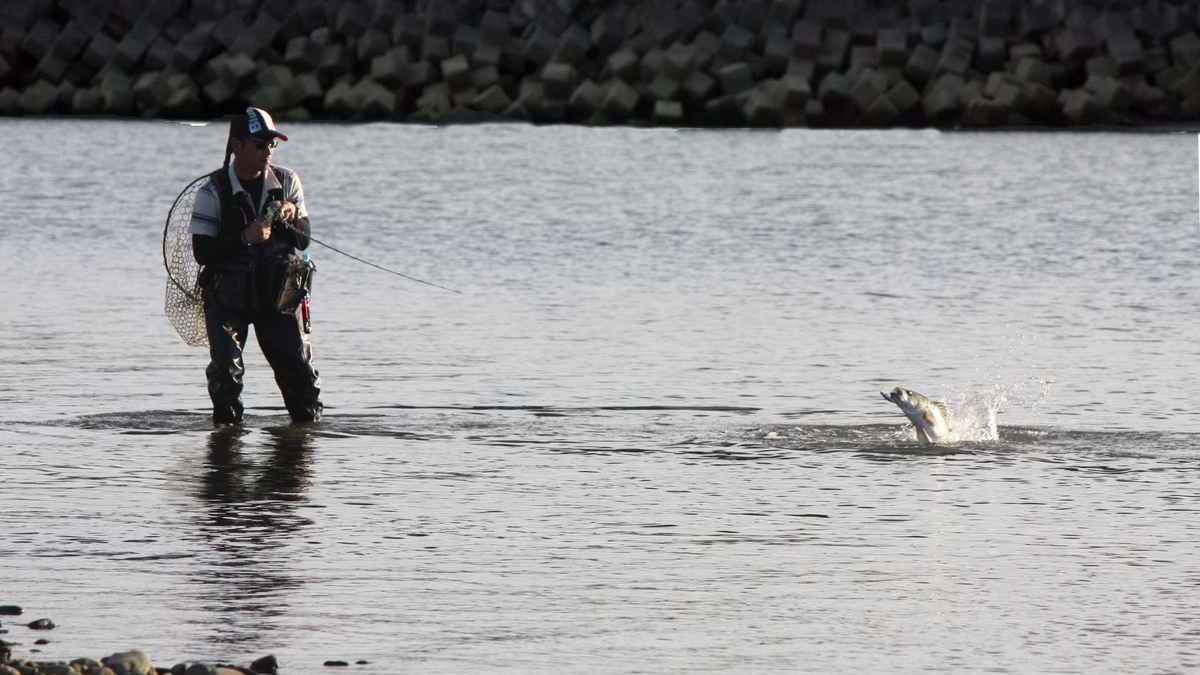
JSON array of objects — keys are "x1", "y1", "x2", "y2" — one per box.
[{"x1": 297, "y1": 226, "x2": 462, "y2": 294}]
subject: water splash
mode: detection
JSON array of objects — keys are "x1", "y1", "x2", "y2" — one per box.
[
  {"x1": 941, "y1": 378, "x2": 1052, "y2": 443},
  {"x1": 943, "y1": 388, "x2": 1001, "y2": 442}
]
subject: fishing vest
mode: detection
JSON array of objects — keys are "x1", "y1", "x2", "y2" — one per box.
[{"x1": 209, "y1": 164, "x2": 294, "y2": 267}]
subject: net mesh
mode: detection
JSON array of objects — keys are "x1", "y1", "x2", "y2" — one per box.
[{"x1": 164, "y1": 175, "x2": 210, "y2": 347}]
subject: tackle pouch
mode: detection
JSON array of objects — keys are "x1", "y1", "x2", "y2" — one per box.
[{"x1": 275, "y1": 253, "x2": 316, "y2": 315}]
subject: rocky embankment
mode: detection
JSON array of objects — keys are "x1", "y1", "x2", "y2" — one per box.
[{"x1": 1, "y1": 0, "x2": 1199, "y2": 127}]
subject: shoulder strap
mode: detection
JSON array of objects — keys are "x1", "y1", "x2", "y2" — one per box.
[
  {"x1": 206, "y1": 167, "x2": 252, "y2": 239},
  {"x1": 268, "y1": 165, "x2": 288, "y2": 201},
  {"x1": 209, "y1": 167, "x2": 232, "y2": 203}
]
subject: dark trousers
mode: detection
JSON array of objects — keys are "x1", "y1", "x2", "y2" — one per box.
[{"x1": 204, "y1": 271, "x2": 322, "y2": 425}]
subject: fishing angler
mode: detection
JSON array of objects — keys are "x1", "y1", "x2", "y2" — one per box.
[
  {"x1": 164, "y1": 108, "x2": 461, "y2": 425},
  {"x1": 165, "y1": 107, "x2": 322, "y2": 425}
]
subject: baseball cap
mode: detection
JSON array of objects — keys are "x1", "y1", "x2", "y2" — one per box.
[{"x1": 231, "y1": 106, "x2": 289, "y2": 142}]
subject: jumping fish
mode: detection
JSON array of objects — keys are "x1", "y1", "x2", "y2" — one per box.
[{"x1": 880, "y1": 386, "x2": 953, "y2": 445}]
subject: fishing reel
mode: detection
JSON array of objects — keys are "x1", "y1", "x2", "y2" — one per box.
[{"x1": 262, "y1": 199, "x2": 286, "y2": 227}]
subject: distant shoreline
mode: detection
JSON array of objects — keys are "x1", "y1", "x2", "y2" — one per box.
[{"x1": 3, "y1": 114, "x2": 1199, "y2": 135}]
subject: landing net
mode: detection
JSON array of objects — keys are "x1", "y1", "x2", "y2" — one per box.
[{"x1": 163, "y1": 175, "x2": 209, "y2": 347}]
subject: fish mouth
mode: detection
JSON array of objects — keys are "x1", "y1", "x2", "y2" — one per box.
[{"x1": 881, "y1": 391, "x2": 896, "y2": 403}]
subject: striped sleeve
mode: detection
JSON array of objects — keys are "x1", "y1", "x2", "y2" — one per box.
[{"x1": 188, "y1": 178, "x2": 220, "y2": 237}]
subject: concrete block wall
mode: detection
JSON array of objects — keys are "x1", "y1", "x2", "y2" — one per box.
[{"x1": 0, "y1": 0, "x2": 1198, "y2": 128}]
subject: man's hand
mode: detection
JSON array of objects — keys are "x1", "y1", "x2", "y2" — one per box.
[
  {"x1": 243, "y1": 218, "x2": 272, "y2": 245},
  {"x1": 279, "y1": 201, "x2": 297, "y2": 225}
]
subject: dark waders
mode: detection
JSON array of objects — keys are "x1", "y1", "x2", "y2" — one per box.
[{"x1": 203, "y1": 262, "x2": 322, "y2": 425}]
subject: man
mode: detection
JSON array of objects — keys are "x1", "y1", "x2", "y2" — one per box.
[{"x1": 189, "y1": 106, "x2": 323, "y2": 425}]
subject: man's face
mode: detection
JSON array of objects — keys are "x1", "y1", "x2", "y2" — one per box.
[{"x1": 233, "y1": 136, "x2": 278, "y2": 173}]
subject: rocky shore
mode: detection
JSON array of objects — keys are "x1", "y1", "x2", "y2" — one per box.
[
  {"x1": 0, "y1": 606, "x2": 363, "y2": 674},
  {"x1": 0, "y1": 649, "x2": 277, "y2": 675},
  {"x1": 2, "y1": 643, "x2": 364, "y2": 675},
  {"x1": 1, "y1": 0, "x2": 1199, "y2": 128}
]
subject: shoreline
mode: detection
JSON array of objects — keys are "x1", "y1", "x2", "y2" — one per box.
[
  {"x1": 0, "y1": 608, "x2": 328, "y2": 675},
  {"x1": 0, "y1": 1, "x2": 1198, "y2": 129}
]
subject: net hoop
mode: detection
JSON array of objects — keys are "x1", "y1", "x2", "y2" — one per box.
[{"x1": 163, "y1": 174, "x2": 211, "y2": 347}]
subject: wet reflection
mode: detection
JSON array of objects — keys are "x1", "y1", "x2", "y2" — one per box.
[{"x1": 191, "y1": 425, "x2": 316, "y2": 648}]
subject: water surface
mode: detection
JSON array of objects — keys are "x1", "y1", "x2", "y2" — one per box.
[{"x1": 1, "y1": 120, "x2": 1198, "y2": 673}]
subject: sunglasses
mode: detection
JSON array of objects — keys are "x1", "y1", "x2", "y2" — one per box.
[{"x1": 247, "y1": 139, "x2": 279, "y2": 151}]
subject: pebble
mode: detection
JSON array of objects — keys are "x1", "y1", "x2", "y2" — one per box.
[
  {"x1": 248, "y1": 654, "x2": 277, "y2": 674},
  {"x1": 70, "y1": 658, "x2": 104, "y2": 673},
  {"x1": 101, "y1": 649, "x2": 153, "y2": 675},
  {"x1": 27, "y1": 619, "x2": 55, "y2": 630}
]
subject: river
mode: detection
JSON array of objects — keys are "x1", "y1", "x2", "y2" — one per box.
[{"x1": 1, "y1": 119, "x2": 1198, "y2": 673}]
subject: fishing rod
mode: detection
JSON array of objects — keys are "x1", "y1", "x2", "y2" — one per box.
[
  {"x1": 163, "y1": 179, "x2": 460, "y2": 349},
  {"x1": 268, "y1": 201, "x2": 460, "y2": 294},
  {"x1": 168, "y1": 121, "x2": 460, "y2": 295},
  {"x1": 303, "y1": 229, "x2": 462, "y2": 295}
]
